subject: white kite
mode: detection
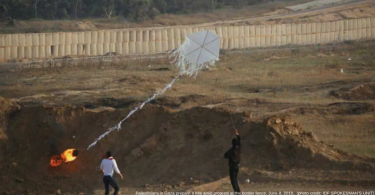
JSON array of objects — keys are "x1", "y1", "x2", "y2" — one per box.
[
  {"x1": 87, "y1": 30, "x2": 221, "y2": 150},
  {"x1": 171, "y1": 30, "x2": 220, "y2": 77}
]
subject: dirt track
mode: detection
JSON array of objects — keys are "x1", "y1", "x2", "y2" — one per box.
[{"x1": 209, "y1": 0, "x2": 374, "y2": 26}]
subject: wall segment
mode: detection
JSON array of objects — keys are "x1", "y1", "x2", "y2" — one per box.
[{"x1": 0, "y1": 17, "x2": 374, "y2": 61}]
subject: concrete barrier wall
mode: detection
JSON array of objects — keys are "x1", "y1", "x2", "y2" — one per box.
[{"x1": 1, "y1": 17, "x2": 375, "y2": 61}]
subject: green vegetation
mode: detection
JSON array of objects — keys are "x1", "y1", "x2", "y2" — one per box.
[{"x1": 0, "y1": 0, "x2": 272, "y2": 22}]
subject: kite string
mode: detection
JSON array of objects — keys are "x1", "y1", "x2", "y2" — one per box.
[
  {"x1": 87, "y1": 75, "x2": 180, "y2": 150},
  {"x1": 87, "y1": 34, "x2": 219, "y2": 150}
]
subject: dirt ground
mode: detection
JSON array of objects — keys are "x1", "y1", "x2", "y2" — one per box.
[
  {"x1": 226, "y1": 1, "x2": 375, "y2": 26},
  {"x1": 0, "y1": 41, "x2": 375, "y2": 194}
]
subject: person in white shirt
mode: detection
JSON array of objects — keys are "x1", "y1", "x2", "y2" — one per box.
[{"x1": 100, "y1": 151, "x2": 123, "y2": 195}]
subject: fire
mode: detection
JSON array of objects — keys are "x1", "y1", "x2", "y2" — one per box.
[
  {"x1": 50, "y1": 149, "x2": 79, "y2": 167},
  {"x1": 50, "y1": 155, "x2": 62, "y2": 167},
  {"x1": 62, "y1": 149, "x2": 77, "y2": 162}
]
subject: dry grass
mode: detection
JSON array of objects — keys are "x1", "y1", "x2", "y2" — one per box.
[
  {"x1": 0, "y1": 20, "x2": 81, "y2": 34},
  {"x1": 86, "y1": 8, "x2": 269, "y2": 30},
  {"x1": 2, "y1": 41, "x2": 375, "y2": 103},
  {"x1": 0, "y1": 0, "x2": 314, "y2": 34},
  {"x1": 200, "y1": 43, "x2": 375, "y2": 104}
]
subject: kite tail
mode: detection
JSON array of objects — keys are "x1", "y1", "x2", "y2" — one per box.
[{"x1": 87, "y1": 75, "x2": 180, "y2": 150}]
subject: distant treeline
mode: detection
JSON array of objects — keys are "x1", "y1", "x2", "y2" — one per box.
[{"x1": 0, "y1": 0, "x2": 272, "y2": 22}]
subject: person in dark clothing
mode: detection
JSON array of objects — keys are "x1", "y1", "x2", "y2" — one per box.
[{"x1": 224, "y1": 129, "x2": 241, "y2": 194}]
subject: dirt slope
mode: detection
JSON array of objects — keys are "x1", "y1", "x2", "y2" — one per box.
[
  {"x1": 330, "y1": 82, "x2": 375, "y2": 100},
  {"x1": 0, "y1": 96, "x2": 374, "y2": 194}
]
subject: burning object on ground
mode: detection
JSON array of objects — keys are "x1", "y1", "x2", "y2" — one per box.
[{"x1": 50, "y1": 149, "x2": 79, "y2": 167}]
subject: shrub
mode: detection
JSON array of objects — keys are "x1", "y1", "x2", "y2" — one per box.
[{"x1": 6, "y1": 19, "x2": 19, "y2": 27}]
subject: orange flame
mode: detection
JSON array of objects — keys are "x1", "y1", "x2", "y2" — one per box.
[
  {"x1": 50, "y1": 149, "x2": 78, "y2": 167},
  {"x1": 62, "y1": 149, "x2": 77, "y2": 162}
]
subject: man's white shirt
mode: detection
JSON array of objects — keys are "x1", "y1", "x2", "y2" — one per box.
[{"x1": 100, "y1": 157, "x2": 121, "y2": 177}]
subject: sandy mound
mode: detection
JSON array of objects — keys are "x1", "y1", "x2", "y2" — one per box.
[
  {"x1": 75, "y1": 21, "x2": 97, "y2": 30},
  {"x1": 253, "y1": 116, "x2": 374, "y2": 170},
  {"x1": 0, "y1": 98, "x2": 374, "y2": 194},
  {"x1": 330, "y1": 83, "x2": 375, "y2": 100},
  {"x1": 306, "y1": 13, "x2": 343, "y2": 22},
  {"x1": 340, "y1": 8, "x2": 375, "y2": 19}
]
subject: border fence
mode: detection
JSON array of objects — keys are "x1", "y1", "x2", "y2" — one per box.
[{"x1": 0, "y1": 17, "x2": 375, "y2": 62}]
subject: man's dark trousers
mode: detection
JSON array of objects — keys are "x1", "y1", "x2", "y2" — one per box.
[
  {"x1": 230, "y1": 166, "x2": 240, "y2": 193},
  {"x1": 103, "y1": 175, "x2": 119, "y2": 195}
]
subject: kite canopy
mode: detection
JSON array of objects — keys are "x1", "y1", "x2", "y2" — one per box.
[{"x1": 170, "y1": 30, "x2": 220, "y2": 77}]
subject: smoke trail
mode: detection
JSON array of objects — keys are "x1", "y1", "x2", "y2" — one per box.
[{"x1": 87, "y1": 75, "x2": 179, "y2": 150}]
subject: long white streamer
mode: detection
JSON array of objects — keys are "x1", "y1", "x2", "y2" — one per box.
[
  {"x1": 87, "y1": 76, "x2": 179, "y2": 150},
  {"x1": 87, "y1": 33, "x2": 219, "y2": 150}
]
